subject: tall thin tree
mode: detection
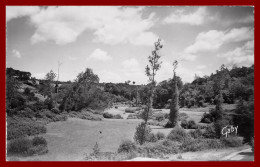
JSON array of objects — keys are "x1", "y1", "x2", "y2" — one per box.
[
  {"x1": 143, "y1": 38, "x2": 163, "y2": 124},
  {"x1": 165, "y1": 60, "x2": 179, "y2": 128}
]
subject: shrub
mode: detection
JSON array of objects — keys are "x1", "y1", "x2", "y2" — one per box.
[
  {"x1": 134, "y1": 122, "x2": 152, "y2": 145},
  {"x1": 51, "y1": 108, "x2": 61, "y2": 114},
  {"x1": 103, "y1": 112, "x2": 113, "y2": 118},
  {"x1": 164, "y1": 113, "x2": 169, "y2": 119},
  {"x1": 17, "y1": 107, "x2": 35, "y2": 118},
  {"x1": 7, "y1": 138, "x2": 32, "y2": 155},
  {"x1": 68, "y1": 111, "x2": 102, "y2": 121},
  {"x1": 167, "y1": 128, "x2": 191, "y2": 143},
  {"x1": 147, "y1": 120, "x2": 166, "y2": 127},
  {"x1": 125, "y1": 107, "x2": 141, "y2": 113},
  {"x1": 156, "y1": 132, "x2": 166, "y2": 140},
  {"x1": 200, "y1": 112, "x2": 213, "y2": 123},
  {"x1": 114, "y1": 114, "x2": 123, "y2": 119},
  {"x1": 118, "y1": 140, "x2": 137, "y2": 153},
  {"x1": 138, "y1": 141, "x2": 179, "y2": 158},
  {"x1": 202, "y1": 125, "x2": 217, "y2": 139},
  {"x1": 32, "y1": 136, "x2": 47, "y2": 147},
  {"x1": 187, "y1": 120, "x2": 198, "y2": 129},
  {"x1": 147, "y1": 133, "x2": 158, "y2": 143},
  {"x1": 127, "y1": 114, "x2": 138, "y2": 119},
  {"x1": 7, "y1": 119, "x2": 47, "y2": 140},
  {"x1": 44, "y1": 97, "x2": 55, "y2": 110},
  {"x1": 181, "y1": 138, "x2": 224, "y2": 152},
  {"x1": 181, "y1": 120, "x2": 188, "y2": 129},
  {"x1": 221, "y1": 137, "x2": 243, "y2": 147},
  {"x1": 154, "y1": 113, "x2": 165, "y2": 122},
  {"x1": 27, "y1": 144, "x2": 48, "y2": 156},
  {"x1": 189, "y1": 129, "x2": 203, "y2": 139}
]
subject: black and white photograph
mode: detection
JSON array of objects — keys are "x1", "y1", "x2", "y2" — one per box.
[{"x1": 6, "y1": 6, "x2": 254, "y2": 161}]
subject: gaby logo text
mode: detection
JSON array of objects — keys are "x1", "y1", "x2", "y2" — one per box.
[{"x1": 221, "y1": 125, "x2": 238, "y2": 138}]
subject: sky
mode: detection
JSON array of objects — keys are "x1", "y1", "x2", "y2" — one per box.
[{"x1": 6, "y1": 6, "x2": 254, "y2": 84}]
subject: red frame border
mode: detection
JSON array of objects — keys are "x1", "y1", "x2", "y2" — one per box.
[{"x1": 0, "y1": 0, "x2": 257, "y2": 167}]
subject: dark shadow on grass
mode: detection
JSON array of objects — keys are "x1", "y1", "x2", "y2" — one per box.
[
  {"x1": 238, "y1": 152, "x2": 254, "y2": 156},
  {"x1": 149, "y1": 127, "x2": 167, "y2": 129}
]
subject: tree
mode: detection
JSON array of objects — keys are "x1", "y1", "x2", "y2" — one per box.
[
  {"x1": 165, "y1": 60, "x2": 179, "y2": 128},
  {"x1": 233, "y1": 99, "x2": 254, "y2": 143},
  {"x1": 45, "y1": 70, "x2": 56, "y2": 82},
  {"x1": 59, "y1": 68, "x2": 103, "y2": 112},
  {"x1": 6, "y1": 75, "x2": 22, "y2": 111},
  {"x1": 143, "y1": 38, "x2": 163, "y2": 124}
]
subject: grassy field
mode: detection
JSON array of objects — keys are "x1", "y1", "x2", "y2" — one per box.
[
  {"x1": 8, "y1": 118, "x2": 142, "y2": 161},
  {"x1": 7, "y1": 104, "x2": 241, "y2": 161}
]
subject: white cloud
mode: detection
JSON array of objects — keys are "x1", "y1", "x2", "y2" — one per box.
[
  {"x1": 217, "y1": 40, "x2": 254, "y2": 66},
  {"x1": 184, "y1": 27, "x2": 254, "y2": 54},
  {"x1": 6, "y1": 6, "x2": 40, "y2": 22},
  {"x1": 68, "y1": 55, "x2": 78, "y2": 61},
  {"x1": 179, "y1": 53, "x2": 197, "y2": 62},
  {"x1": 196, "y1": 65, "x2": 207, "y2": 69},
  {"x1": 87, "y1": 48, "x2": 112, "y2": 61},
  {"x1": 12, "y1": 49, "x2": 22, "y2": 58},
  {"x1": 163, "y1": 7, "x2": 207, "y2": 25},
  {"x1": 29, "y1": 6, "x2": 158, "y2": 45}
]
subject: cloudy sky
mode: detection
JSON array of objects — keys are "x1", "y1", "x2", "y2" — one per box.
[{"x1": 6, "y1": 6, "x2": 254, "y2": 84}]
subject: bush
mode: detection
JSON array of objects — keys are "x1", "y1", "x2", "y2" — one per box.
[
  {"x1": 7, "y1": 118, "x2": 47, "y2": 140},
  {"x1": 7, "y1": 138, "x2": 32, "y2": 155},
  {"x1": 114, "y1": 114, "x2": 123, "y2": 119},
  {"x1": 44, "y1": 97, "x2": 55, "y2": 110},
  {"x1": 221, "y1": 137, "x2": 243, "y2": 147},
  {"x1": 189, "y1": 129, "x2": 203, "y2": 139},
  {"x1": 125, "y1": 107, "x2": 141, "y2": 113},
  {"x1": 167, "y1": 128, "x2": 191, "y2": 143},
  {"x1": 7, "y1": 136, "x2": 48, "y2": 156},
  {"x1": 118, "y1": 140, "x2": 137, "y2": 153},
  {"x1": 17, "y1": 107, "x2": 35, "y2": 118},
  {"x1": 51, "y1": 108, "x2": 61, "y2": 114},
  {"x1": 156, "y1": 132, "x2": 166, "y2": 140},
  {"x1": 127, "y1": 114, "x2": 138, "y2": 119},
  {"x1": 147, "y1": 133, "x2": 158, "y2": 143},
  {"x1": 134, "y1": 122, "x2": 152, "y2": 145},
  {"x1": 181, "y1": 120, "x2": 188, "y2": 129},
  {"x1": 68, "y1": 111, "x2": 102, "y2": 121},
  {"x1": 154, "y1": 113, "x2": 165, "y2": 122},
  {"x1": 181, "y1": 138, "x2": 224, "y2": 152},
  {"x1": 103, "y1": 112, "x2": 113, "y2": 118},
  {"x1": 187, "y1": 120, "x2": 198, "y2": 129},
  {"x1": 200, "y1": 112, "x2": 213, "y2": 123},
  {"x1": 27, "y1": 144, "x2": 48, "y2": 156},
  {"x1": 32, "y1": 136, "x2": 47, "y2": 147},
  {"x1": 202, "y1": 125, "x2": 217, "y2": 139},
  {"x1": 138, "y1": 141, "x2": 179, "y2": 158}
]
